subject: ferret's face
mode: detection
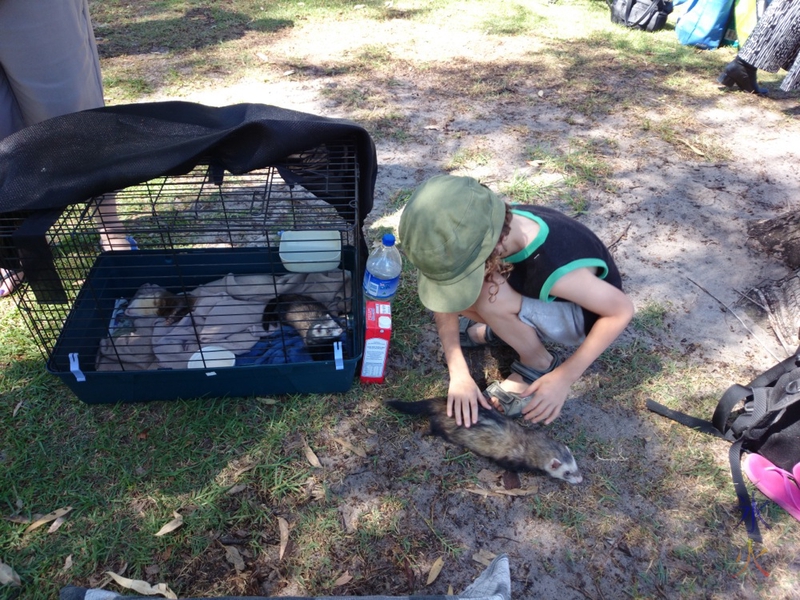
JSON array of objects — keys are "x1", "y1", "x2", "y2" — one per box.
[
  {"x1": 307, "y1": 319, "x2": 344, "y2": 342},
  {"x1": 125, "y1": 295, "x2": 161, "y2": 317},
  {"x1": 547, "y1": 455, "x2": 583, "y2": 484}
]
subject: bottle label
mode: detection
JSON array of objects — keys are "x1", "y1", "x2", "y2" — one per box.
[{"x1": 363, "y1": 272, "x2": 400, "y2": 300}]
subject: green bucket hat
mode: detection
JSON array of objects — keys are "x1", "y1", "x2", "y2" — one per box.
[{"x1": 398, "y1": 175, "x2": 506, "y2": 313}]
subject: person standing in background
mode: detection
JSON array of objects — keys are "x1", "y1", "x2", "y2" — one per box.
[
  {"x1": 0, "y1": 0, "x2": 131, "y2": 297},
  {"x1": 718, "y1": 0, "x2": 800, "y2": 94}
]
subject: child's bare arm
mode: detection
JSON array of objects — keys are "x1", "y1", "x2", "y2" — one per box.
[
  {"x1": 433, "y1": 311, "x2": 492, "y2": 427},
  {"x1": 520, "y1": 268, "x2": 634, "y2": 424}
]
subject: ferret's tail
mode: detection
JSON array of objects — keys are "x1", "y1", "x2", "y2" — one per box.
[{"x1": 385, "y1": 398, "x2": 443, "y2": 417}]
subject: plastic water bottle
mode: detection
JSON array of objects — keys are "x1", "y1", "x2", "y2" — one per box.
[{"x1": 363, "y1": 233, "x2": 402, "y2": 303}]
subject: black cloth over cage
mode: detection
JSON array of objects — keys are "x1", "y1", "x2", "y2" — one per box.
[{"x1": 0, "y1": 101, "x2": 377, "y2": 222}]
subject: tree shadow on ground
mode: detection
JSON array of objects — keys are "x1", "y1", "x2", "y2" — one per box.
[{"x1": 95, "y1": 7, "x2": 292, "y2": 58}]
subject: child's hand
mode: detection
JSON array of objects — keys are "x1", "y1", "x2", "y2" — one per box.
[
  {"x1": 520, "y1": 371, "x2": 571, "y2": 424},
  {"x1": 447, "y1": 377, "x2": 491, "y2": 427}
]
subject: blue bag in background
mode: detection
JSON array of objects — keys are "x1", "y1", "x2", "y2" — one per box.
[{"x1": 675, "y1": 0, "x2": 735, "y2": 49}]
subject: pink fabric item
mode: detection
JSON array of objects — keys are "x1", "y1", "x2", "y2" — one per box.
[{"x1": 743, "y1": 453, "x2": 800, "y2": 521}]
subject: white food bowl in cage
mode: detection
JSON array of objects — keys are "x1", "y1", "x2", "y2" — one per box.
[
  {"x1": 187, "y1": 346, "x2": 237, "y2": 369},
  {"x1": 279, "y1": 230, "x2": 342, "y2": 272}
]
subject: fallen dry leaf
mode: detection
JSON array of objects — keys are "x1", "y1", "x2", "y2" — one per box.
[
  {"x1": 498, "y1": 487, "x2": 539, "y2": 496},
  {"x1": 154, "y1": 512, "x2": 183, "y2": 537},
  {"x1": 48, "y1": 515, "x2": 68, "y2": 533},
  {"x1": 62, "y1": 555, "x2": 73, "y2": 571},
  {"x1": 3, "y1": 515, "x2": 30, "y2": 524},
  {"x1": 224, "y1": 545, "x2": 245, "y2": 572},
  {"x1": 462, "y1": 486, "x2": 538, "y2": 498},
  {"x1": 303, "y1": 442, "x2": 322, "y2": 468},
  {"x1": 476, "y1": 469, "x2": 498, "y2": 484},
  {"x1": 472, "y1": 549, "x2": 497, "y2": 567},
  {"x1": 278, "y1": 517, "x2": 289, "y2": 560},
  {"x1": 426, "y1": 556, "x2": 444, "y2": 585},
  {"x1": 231, "y1": 461, "x2": 256, "y2": 480},
  {"x1": 333, "y1": 571, "x2": 353, "y2": 586},
  {"x1": 12, "y1": 400, "x2": 23, "y2": 417},
  {"x1": 24, "y1": 506, "x2": 73, "y2": 533},
  {"x1": 678, "y1": 138, "x2": 706, "y2": 157},
  {"x1": 226, "y1": 483, "x2": 247, "y2": 495},
  {"x1": 502, "y1": 471, "x2": 521, "y2": 490},
  {"x1": 448, "y1": 584, "x2": 454, "y2": 595},
  {"x1": 106, "y1": 571, "x2": 177, "y2": 599},
  {"x1": 305, "y1": 477, "x2": 326, "y2": 502},
  {"x1": 0, "y1": 561, "x2": 21, "y2": 586},
  {"x1": 333, "y1": 437, "x2": 367, "y2": 457}
]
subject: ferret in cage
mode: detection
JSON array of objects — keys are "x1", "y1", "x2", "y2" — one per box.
[
  {"x1": 262, "y1": 293, "x2": 344, "y2": 346},
  {"x1": 125, "y1": 283, "x2": 195, "y2": 325}
]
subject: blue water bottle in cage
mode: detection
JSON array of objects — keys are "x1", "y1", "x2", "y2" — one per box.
[{"x1": 363, "y1": 233, "x2": 402, "y2": 303}]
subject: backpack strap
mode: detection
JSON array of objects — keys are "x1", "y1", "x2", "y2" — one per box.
[
  {"x1": 748, "y1": 348, "x2": 800, "y2": 389},
  {"x1": 729, "y1": 439, "x2": 763, "y2": 543},
  {"x1": 711, "y1": 384, "x2": 753, "y2": 438},
  {"x1": 647, "y1": 397, "x2": 764, "y2": 542},
  {"x1": 645, "y1": 399, "x2": 723, "y2": 437},
  {"x1": 711, "y1": 349, "x2": 800, "y2": 436}
]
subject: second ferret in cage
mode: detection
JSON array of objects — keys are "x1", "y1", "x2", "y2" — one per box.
[
  {"x1": 125, "y1": 283, "x2": 195, "y2": 325},
  {"x1": 262, "y1": 294, "x2": 344, "y2": 348}
]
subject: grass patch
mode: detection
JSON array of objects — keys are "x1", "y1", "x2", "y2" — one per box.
[
  {"x1": 631, "y1": 301, "x2": 670, "y2": 335},
  {"x1": 526, "y1": 138, "x2": 614, "y2": 190},
  {"x1": 480, "y1": 3, "x2": 543, "y2": 36},
  {"x1": 446, "y1": 146, "x2": 492, "y2": 170}
]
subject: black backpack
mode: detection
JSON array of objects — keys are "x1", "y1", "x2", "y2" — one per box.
[
  {"x1": 610, "y1": 0, "x2": 674, "y2": 32},
  {"x1": 647, "y1": 347, "x2": 800, "y2": 542}
]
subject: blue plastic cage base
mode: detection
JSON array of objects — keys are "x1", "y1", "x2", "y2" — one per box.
[{"x1": 48, "y1": 248, "x2": 363, "y2": 404}]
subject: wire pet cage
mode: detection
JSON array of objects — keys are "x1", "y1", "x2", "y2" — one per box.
[{"x1": 0, "y1": 102, "x2": 376, "y2": 404}]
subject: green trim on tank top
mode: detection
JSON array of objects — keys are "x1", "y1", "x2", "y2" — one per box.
[
  {"x1": 540, "y1": 258, "x2": 609, "y2": 302},
  {"x1": 503, "y1": 208, "x2": 548, "y2": 264}
]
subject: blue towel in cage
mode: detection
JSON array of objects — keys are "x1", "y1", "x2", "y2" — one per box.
[
  {"x1": 237, "y1": 326, "x2": 348, "y2": 365},
  {"x1": 237, "y1": 326, "x2": 312, "y2": 365}
]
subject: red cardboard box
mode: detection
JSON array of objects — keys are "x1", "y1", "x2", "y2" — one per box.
[{"x1": 360, "y1": 301, "x2": 392, "y2": 384}]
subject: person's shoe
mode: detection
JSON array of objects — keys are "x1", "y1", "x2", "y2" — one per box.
[
  {"x1": 483, "y1": 381, "x2": 532, "y2": 418},
  {"x1": 743, "y1": 453, "x2": 800, "y2": 521},
  {"x1": 510, "y1": 354, "x2": 562, "y2": 383},
  {"x1": 0, "y1": 268, "x2": 24, "y2": 297},
  {"x1": 458, "y1": 316, "x2": 505, "y2": 349},
  {"x1": 718, "y1": 57, "x2": 768, "y2": 95}
]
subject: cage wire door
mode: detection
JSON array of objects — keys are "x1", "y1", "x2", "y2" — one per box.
[{"x1": 6, "y1": 139, "x2": 365, "y2": 403}]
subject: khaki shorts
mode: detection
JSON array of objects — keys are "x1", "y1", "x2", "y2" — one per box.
[
  {"x1": 518, "y1": 296, "x2": 586, "y2": 346},
  {"x1": 0, "y1": 0, "x2": 104, "y2": 138}
]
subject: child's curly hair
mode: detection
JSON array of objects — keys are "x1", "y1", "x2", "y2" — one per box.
[{"x1": 484, "y1": 203, "x2": 514, "y2": 302}]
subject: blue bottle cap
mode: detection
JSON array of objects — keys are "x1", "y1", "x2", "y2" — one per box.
[{"x1": 382, "y1": 233, "x2": 396, "y2": 246}]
